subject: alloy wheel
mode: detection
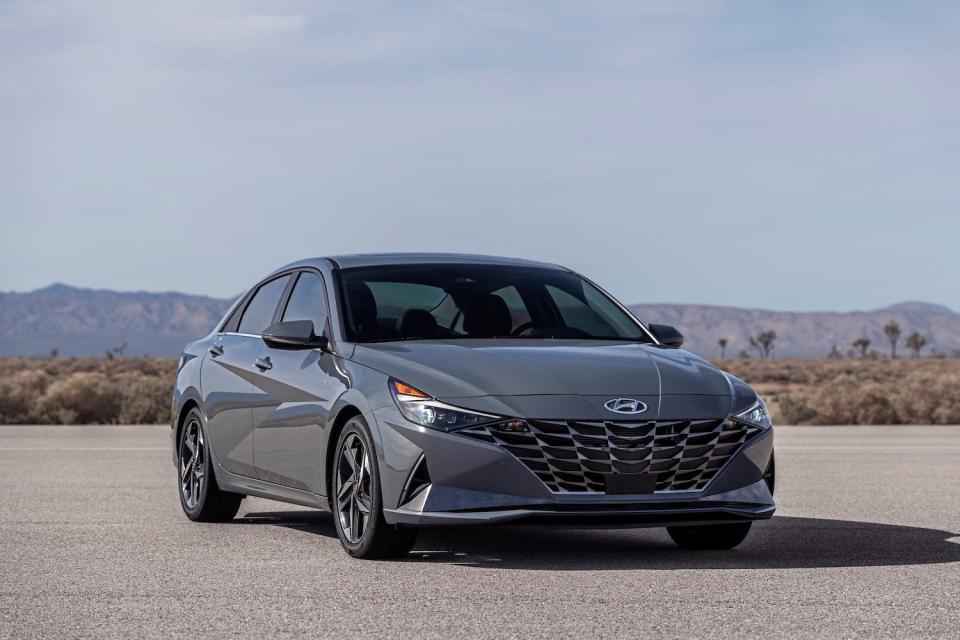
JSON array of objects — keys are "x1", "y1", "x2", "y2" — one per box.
[
  {"x1": 335, "y1": 433, "x2": 372, "y2": 545},
  {"x1": 179, "y1": 417, "x2": 205, "y2": 510}
]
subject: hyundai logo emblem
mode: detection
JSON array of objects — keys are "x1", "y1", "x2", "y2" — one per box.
[{"x1": 604, "y1": 398, "x2": 648, "y2": 414}]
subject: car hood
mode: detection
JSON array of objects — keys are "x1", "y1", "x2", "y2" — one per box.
[{"x1": 352, "y1": 339, "x2": 734, "y2": 401}]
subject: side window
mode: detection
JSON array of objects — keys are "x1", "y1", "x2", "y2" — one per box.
[
  {"x1": 281, "y1": 272, "x2": 329, "y2": 333},
  {"x1": 221, "y1": 296, "x2": 246, "y2": 333},
  {"x1": 238, "y1": 275, "x2": 291, "y2": 335}
]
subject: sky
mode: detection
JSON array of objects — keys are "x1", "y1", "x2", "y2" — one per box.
[{"x1": 1, "y1": 0, "x2": 958, "y2": 311}]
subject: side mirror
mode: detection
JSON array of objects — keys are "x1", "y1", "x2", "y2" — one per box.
[
  {"x1": 262, "y1": 320, "x2": 329, "y2": 351},
  {"x1": 648, "y1": 323, "x2": 684, "y2": 348}
]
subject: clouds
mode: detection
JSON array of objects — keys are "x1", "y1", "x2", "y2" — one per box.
[{"x1": 1, "y1": 1, "x2": 959, "y2": 310}]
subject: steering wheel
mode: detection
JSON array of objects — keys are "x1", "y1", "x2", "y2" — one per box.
[{"x1": 509, "y1": 321, "x2": 543, "y2": 336}]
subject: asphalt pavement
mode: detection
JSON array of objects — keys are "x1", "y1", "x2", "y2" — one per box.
[{"x1": 1, "y1": 425, "x2": 958, "y2": 639}]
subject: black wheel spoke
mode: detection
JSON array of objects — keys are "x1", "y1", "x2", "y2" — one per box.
[{"x1": 337, "y1": 479, "x2": 354, "y2": 503}]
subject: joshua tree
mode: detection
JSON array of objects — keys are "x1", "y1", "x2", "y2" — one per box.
[
  {"x1": 49, "y1": 347, "x2": 59, "y2": 358},
  {"x1": 718, "y1": 338, "x2": 728, "y2": 359},
  {"x1": 905, "y1": 332, "x2": 928, "y2": 358},
  {"x1": 749, "y1": 330, "x2": 777, "y2": 358},
  {"x1": 827, "y1": 344, "x2": 843, "y2": 359},
  {"x1": 884, "y1": 320, "x2": 901, "y2": 358},
  {"x1": 852, "y1": 338, "x2": 871, "y2": 358}
]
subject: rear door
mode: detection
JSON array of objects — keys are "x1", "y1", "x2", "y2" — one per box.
[
  {"x1": 201, "y1": 274, "x2": 292, "y2": 478},
  {"x1": 199, "y1": 332, "x2": 260, "y2": 477},
  {"x1": 252, "y1": 270, "x2": 336, "y2": 494}
]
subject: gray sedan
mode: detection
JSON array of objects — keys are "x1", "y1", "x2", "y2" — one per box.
[{"x1": 171, "y1": 253, "x2": 775, "y2": 558}]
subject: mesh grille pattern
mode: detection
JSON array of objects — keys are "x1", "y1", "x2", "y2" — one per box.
[{"x1": 459, "y1": 418, "x2": 756, "y2": 493}]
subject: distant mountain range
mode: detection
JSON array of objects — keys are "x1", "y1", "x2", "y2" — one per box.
[
  {"x1": 0, "y1": 284, "x2": 957, "y2": 358},
  {"x1": 628, "y1": 301, "x2": 960, "y2": 358},
  {"x1": 0, "y1": 284, "x2": 234, "y2": 357}
]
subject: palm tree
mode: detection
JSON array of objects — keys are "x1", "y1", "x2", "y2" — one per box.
[
  {"x1": 905, "y1": 332, "x2": 928, "y2": 358},
  {"x1": 852, "y1": 338, "x2": 871, "y2": 358},
  {"x1": 884, "y1": 321, "x2": 901, "y2": 358},
  {"x1": 718, "y1": 338, "x2": 728, "y2": 359}
]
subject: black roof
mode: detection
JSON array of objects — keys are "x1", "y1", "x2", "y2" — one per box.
[{"x1": 278, "y1": 253, "x2": 568, "y2": 272}]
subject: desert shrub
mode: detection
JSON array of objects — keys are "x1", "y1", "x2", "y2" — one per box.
[
  {"x1": 765, "y1": 367, "x2": 960, "y2": 425},
  {"x1": 2, "y1": 356, "x2": 958, "y2": 425},
  {"x1": 0, "y1": 370, "x2": 51, "y2": 423},
  {"x1": 715, "y1": 358, "x2": 960, "y2": 425},
  {"x1": 777, "y1": 394, "x2": 816, "y2": 425},
  {"x1": 117, "y1": 374, "x2": 172, "y2": 424},
  {"x1": 38, "y1": 372, "x2": 122, "y2": 424},
  {"x1": 889, "y1": 371, "x2": 960, "y2": 424},
  {"x1": 808, "y1": 377, "x2": 899, "y2": 425},
  {"x1": 0, "y1": 357, "x2": 177, "y2": 424}
]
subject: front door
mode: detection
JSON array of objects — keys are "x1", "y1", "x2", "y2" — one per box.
[
  {"x1": 252, "y1": 271, "x2": 335, "y2": 495},
  {"x1": 202, "y1": 273, "x2": 293, "y2": 478}
]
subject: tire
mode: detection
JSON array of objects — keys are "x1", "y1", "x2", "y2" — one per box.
[
  {"x1": 332, "y1": 416, "x2": 418, "y2": 559},
  {"x1": 667, "y1": 522, "x2": 753, "y2": 550},
  {"x1": 177, "y1": 408, "x2": 243, "y2": 522}
]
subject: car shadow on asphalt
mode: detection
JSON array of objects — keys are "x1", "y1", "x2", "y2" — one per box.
[{"x1": 234, "y1": 510, "x2": 960, "y2": 570}]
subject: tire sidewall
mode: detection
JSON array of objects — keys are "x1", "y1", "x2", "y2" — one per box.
[
  {"x1": 332, "y1": 416, "x2": 384, "y2": 556},
  {"x1": 667, "y1": 521, "x2": 753, "y2": 550}
]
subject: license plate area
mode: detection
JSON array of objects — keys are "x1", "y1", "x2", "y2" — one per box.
[{"x1": 603, "y1": 473, "x2": 656, "y2": 495}]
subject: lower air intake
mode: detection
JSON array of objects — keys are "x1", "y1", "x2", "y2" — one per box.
[
  {"x1": 459, "y1": 418, "x2": 758, "y2": 493},
  {"x1": 399, "y1": 455, "x2": 431, "y2": 505}
]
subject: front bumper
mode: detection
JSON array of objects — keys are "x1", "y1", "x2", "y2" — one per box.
[
  {"x1": 372, "y1": 406, "x2": 775, "y2": 528},
  {"x1": 385, "y1": 480, "x2": 774, "y2": 527}
]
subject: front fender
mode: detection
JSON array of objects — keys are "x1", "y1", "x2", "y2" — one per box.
[{"x1": 321, "y1": 358, "x2": 392, "y2": 496}]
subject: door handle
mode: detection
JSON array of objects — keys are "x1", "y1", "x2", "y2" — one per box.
[
  {"x1": 209, "y1": 344, "x2": 224, "y2": 357},
  {"x1": 254, "y1": 356, "x2": 273, "y2": 371}
]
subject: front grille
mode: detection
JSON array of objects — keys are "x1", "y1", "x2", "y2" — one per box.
[{"x1": 459, "y1": 418, "x2": 758, "y2": 493}]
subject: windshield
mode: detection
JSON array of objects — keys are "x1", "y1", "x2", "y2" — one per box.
[{"x1": 337, "y1": 264, "x2": 654, "y2": 343}]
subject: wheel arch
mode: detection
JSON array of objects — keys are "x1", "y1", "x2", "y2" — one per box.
[
  {"x1": 175, "y1": 398, "x2": 201, "y2": 457},
  {"x1": 325, "y1": 403, "x2": 363, "y2": 505}
]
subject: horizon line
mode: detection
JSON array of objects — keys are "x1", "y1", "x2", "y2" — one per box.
[{"x1": 2, "y1": 282, "x2": 956, "y2": 316}]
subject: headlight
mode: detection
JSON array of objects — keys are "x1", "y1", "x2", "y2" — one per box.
[
  {"x1": 736, "y1": 397, "x2": 772, "y2": 429},
  {"x1": 389, "y1": 378, "x2": 499, "y2": 431}
]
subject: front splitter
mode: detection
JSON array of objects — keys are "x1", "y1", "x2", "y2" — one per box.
[{"x1": 384, "y1": 502, "x2": 775, "y2": 528}]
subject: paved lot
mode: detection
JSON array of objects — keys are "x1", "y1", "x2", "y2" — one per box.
[{"x1": 1, "y1": 425, "x2": 958, "y2": 639}]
